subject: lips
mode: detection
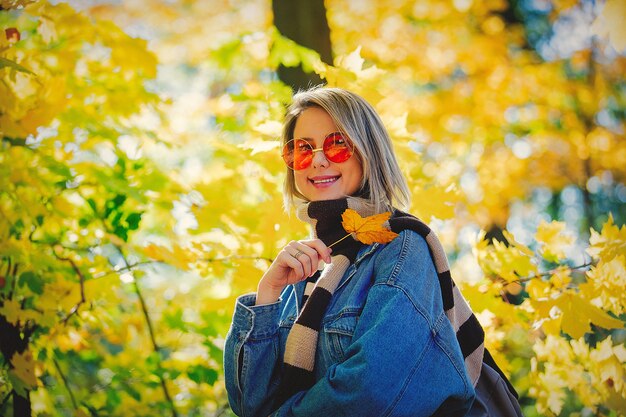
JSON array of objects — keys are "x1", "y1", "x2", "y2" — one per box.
[{"x1": 309, "y1": 175, "x2": 340, "y2": 187}]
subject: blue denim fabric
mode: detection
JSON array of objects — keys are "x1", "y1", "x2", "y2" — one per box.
[{"x1": 224, "y1": 230, "x2": 476, "y2": 417}]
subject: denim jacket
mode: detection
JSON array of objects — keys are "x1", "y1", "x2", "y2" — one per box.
[{"x1": 224, "y1": 230, "x2": 476, "y2": 417}]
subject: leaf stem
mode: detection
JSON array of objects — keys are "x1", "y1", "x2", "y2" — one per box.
[{"x1": 328, "y1": 233, "x2": 352, "y2": 249}]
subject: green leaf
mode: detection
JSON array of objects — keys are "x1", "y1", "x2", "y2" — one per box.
[
  {"x1": 105, "y1": 194, "x2": 127, "y2": 218},
  {"x1": 126, "y1": 212, "x2": 142, "y2": 230},
  {"x1": 163, "y1": 309, "x2": 186, "y2": 331},
  {"x1": 204, "y1": 340, "x2": 224, "y2": 365},
  {"x1": 122, "y1": 382, "x2": 142, "y2": 401},
  {"x1": 186, "y1": 365, "x2": 218, "y2": 386},
  {"x1": 86, "y1": 198, "x2": 98, "y2": 214},
  {"x1": 106, "y1": 388, "x2": 121, "y2": 409},
  {"x1": 0, "y1": 57, "x2": 36, "y2": 75},
  {"x1": 211, "y1": 38, "x2": 242, "y2": 67},
  {"x1": 19, "y1": 271, "x2": 44, "y2": 295}
]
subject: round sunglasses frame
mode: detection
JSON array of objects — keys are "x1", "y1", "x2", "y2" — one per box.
[{"x1": 282, "y1": 131, "x2": 355, "y2": 170}]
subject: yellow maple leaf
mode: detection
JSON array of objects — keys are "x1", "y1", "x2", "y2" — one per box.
[
  {"x1": 340, "y1": 209, "x2": 399, "y2": 245},
  {"x1": 587, "y1": 214, "x2": 626, "y2": 260},
  {"x1": 558, "y1": 293, "x2": 624, "y2": 339},
  {"x1": 10, "y1": 350, "x2": 38, "y2": 388},
  {"x1": 535, "y1": 220, "x2": 575, "y2": 263},
  {"x1": 142, "y1": 243, "x2": 192, "y2": 271},
  {"x1": 0, "y1": 298, "x2": 21, "y2": 325}
]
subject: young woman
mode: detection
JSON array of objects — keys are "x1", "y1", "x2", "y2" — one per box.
[{"x1": 224, "y1": 87, "x2": 522, "y2": 417}]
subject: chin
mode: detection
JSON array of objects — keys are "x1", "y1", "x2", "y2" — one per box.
[{"x1": 306, "y1": 190, "x2": 348, "y2": 202}]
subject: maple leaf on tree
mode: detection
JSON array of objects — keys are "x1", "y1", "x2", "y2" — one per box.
[
  {"x1": 338, "y1": 209, "x2": 399, "y2": 246},
  {"x1": 10, "y1": 350, "x2": 37, "y2": 389},
  {"x1": 535, "y1": 220, "x2": 575, "y2": 263}
]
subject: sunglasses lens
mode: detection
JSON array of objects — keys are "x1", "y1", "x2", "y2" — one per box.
[
  {"x1": 282, "y1": 133, "x2": 353, "y2": 170},
  {"x1": 282, "y1": 139, "x2": 313, "y2": 170},
  {"x1": 324, "y1": 132, "x2": 353, "y2": 163}
]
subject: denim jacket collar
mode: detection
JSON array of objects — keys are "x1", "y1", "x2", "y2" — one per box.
[{"x1": 335, "y1": 242, "x2": 380, "y2": 292}]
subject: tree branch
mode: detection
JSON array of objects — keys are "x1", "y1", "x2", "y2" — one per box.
[
  {"x1": 53, "y1": 358, "x2": 77, "y2": 410},
  {"x1": 113, "y1": 245, "x2": 178, "y2": 417},
  {"x1": 199, "y1": 255, "x2": 275, "y2": 264},
  {"x1": 91, "y1": 255, "x2": 275, "y2": 281},
  {"x1": 91, "y1": 260, "x2": 156, "y2": 280},
  {"x1": 53, "y1": 252, "x2": 87, "y2": 325},
  {"x1": 9, "y1": 261, "x2": 18, "y2": 301},
  {"x1": 513, "y1": 261, "x2": 594, "y2": 284}
]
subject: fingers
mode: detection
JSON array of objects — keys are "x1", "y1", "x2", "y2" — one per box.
[
  {"x1": 280, "y1": 250, "x2": 305, "y2": 281},
  {"x1": 302, "y1": 239, "x2": 333, "y2": 264},
  {"x1": 285, "y1": 242, "x2": 316, "y2": 278},
  {"x1": 285, "y1": 239, "x2": 332, "y2": 278}
]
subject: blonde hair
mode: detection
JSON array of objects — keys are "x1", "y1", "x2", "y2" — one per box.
[{"x1": 282, "y1": 87, "x2": 411, "y2": 213}]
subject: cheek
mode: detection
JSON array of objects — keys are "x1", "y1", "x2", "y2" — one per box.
[
  {"x1": 294, "y1": 173, "x2": 308, "y2": 191},
  {"x1": 343, "y1": 162, "x2": 364, "y2": 193}
]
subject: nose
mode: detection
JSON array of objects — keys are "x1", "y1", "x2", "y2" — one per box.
[{"x1": 311, "y1": 147, "x2": 329, "y2": 168}]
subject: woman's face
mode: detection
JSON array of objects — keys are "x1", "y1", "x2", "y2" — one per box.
[{"x1": 292, "y1": 107, "x2": 363, "y2": 201}]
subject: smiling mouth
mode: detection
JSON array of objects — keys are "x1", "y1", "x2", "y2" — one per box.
[{"x1": 309, "y1": 176, "x2": 340, "y2": 186}]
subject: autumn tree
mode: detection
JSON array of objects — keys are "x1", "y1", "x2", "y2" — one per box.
[
  {"x1": 1, "y1": 0, "x2": 625, "y2": 416},
  {"x1": 1, "y1": 1, "x2": 187, "y2": 415},
  {"x1": 272, "y1": 0, "x2": 333, "y2": 89}
]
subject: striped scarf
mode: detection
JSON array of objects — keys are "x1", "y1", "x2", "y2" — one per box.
[{"x1": 273, "y1": 197, "x2": 515, "y2": 409}]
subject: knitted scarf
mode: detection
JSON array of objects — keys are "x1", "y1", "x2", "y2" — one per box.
[{"x1": 273, "y1": 197, "x2": 515, "y2": 409}]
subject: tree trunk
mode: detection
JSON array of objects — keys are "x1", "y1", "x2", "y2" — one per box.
[
  {"x1": 13, "y1": 391, "x2": 31, "y2": 417},
  {"x1": 272, "y1": 0, "x2": 333, "y2": 91},
  {"x1": 0, "y1": 315, "x2": 33, "y2": 417}
]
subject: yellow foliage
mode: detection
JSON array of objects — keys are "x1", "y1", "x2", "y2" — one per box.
[
  {"x1": 10, "y1": 350, "x2": 38, "y2": 388},
  {"x1": 588, "y1": 214, "x2": 626, "y2": 260},
  {"x1": 591, "y1": 0, "x2": 626, "y2": 52},
  {"x1": 474, "y1": 230, "x2": 537, "y2": 282},
  {"x1": 581, "y1": 255, "x2": 626, "y2": 315},
  {"x1": 1, "y1": 0, "x2": 625, "y2": 415},
  {"x1": 37, "y1": 280, "x2": 76, "y2": 312},
  {"x1": 54, "y1": 329, "x2": 89, "y2": 353},
  {"x1": 75, "y1": 408, "x2": 90, "y2": 417},
  {"x1": 527, "y1": 291, "x2": 624, "y2": 339},
  {"x1": 558, "y1": 293, "x2": 624, "y2": 339},
  {"x1": 410, "y1": 182, "x2": 461, "y2": 221},
  {"x1": 0, "y1": 298, "x2": 42, "y2": 326},
  {"x1": 531, "y1": 335, "x2": 626, "y2": 416},
  {"x1": 535, "y1": 220, "x2": 575, "y2": 263},
  {"x1": 142, "y1": 243, "x2": 195, "y2": 271}
]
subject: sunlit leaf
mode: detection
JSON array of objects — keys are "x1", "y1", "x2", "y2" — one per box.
[
  {"x1": 340, "y1": 209, "x2": 399, "y2": 245},
  {"x1": 10, "y1": 350, "x2": 38, "y2": 389}
]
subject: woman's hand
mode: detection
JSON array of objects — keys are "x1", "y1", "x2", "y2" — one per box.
[{"x1": 255, "y1": 239, "x2": 332, "y2": 306}]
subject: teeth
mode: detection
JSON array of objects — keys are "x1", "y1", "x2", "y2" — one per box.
[{"x1": 312, "y1": 178, "x2": 338, "y2": 184}]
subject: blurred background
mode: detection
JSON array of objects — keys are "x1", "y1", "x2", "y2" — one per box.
[{"x1": 1, "y1": 0, "x2": 625, "y2": 416}]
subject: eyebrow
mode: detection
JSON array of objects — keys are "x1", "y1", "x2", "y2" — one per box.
[{"x1": 293, "y1": 131, "x2": 342, "y2": 141}]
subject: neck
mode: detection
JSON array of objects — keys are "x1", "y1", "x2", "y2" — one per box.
[{"x1": 296, "y1": 197, "x2": 378, "y2": 252}]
